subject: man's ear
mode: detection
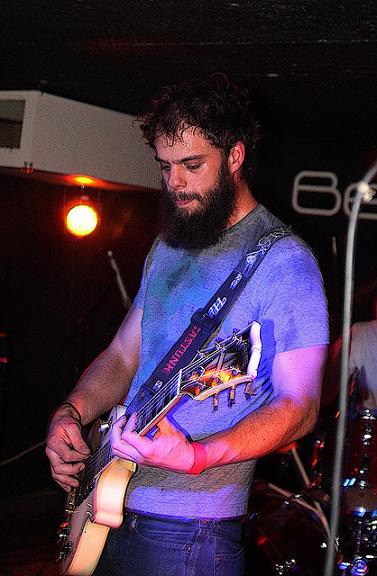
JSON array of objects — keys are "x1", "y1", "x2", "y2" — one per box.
[{"x1": 227, "y1": 141, "x2": 246, "y2": 175}]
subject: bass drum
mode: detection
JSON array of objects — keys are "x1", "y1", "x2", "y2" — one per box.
[{"x1": 242, "y1": 483, "x2": 329, "y2": 575}]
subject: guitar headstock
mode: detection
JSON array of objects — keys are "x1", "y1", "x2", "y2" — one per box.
[
  {"x1": 181, "y1": 368, "x2": 253, "y2": 402},
  {"x1": 179, "y1": 321, "x2": 261, "y2": 408}
]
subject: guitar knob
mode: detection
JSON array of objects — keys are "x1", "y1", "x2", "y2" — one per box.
[
  {"x1": 213, "y1": 394, "x2": 219, "y2": 411},
  {"x1": 57, "y1": 541, "x2": 73, "y2": 561},
  {"x1": 99, "y1": 421, "x2": 110, "y2": 432},
  {"x1": 229, "y1": 387, "x2": 236, "y2": 406},
  {"x1": 57, "y1": 520, "x2": 70, "y2": 541},
  {"x1": 57, "y1": 527, "x2": 69, "y2": 540}
]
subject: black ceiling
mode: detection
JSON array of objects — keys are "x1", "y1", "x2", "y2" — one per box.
[{"x1": 1, "y1": 1, "x2": 377, "y2": 135}]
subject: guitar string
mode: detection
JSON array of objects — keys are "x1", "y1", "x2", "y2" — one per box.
[
  {"x1": 80, "y1": 335, "x2": 251, "y2": 486},
  {"x1": 134, "y1": 335, "x2": 248, "y2": 426},
  {"x1": 85, "y1": 377, "x2": 266, "y2": 490},
  {"x1": 135, "y1": 355, "x2": 243, "y2": 434},
  {"x1": 80, "y1": 376, "x2": 269, "y2": 495},
  {"x1": 79, "y1": 378, "x2": 269, "y2": 499},
  {"x1": 76, "y1": 379, "x2": 270, "y2": 506},
  {"x1": 82, "y1": 338, "x2": 248, "y2": 479},
  {"x1": 81, "y1": 344, "x2": 230, "y2": 483}
]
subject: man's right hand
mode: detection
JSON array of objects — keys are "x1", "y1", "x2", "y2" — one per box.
[{"x1": 45, "y1": 404, "x2": 91, "y2": 492}]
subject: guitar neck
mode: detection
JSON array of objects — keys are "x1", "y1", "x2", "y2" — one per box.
[{"x1": 77, "y1": 387, "x2": 184, "y2": 507}]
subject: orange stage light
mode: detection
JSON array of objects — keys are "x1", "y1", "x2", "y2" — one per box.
[
  {"x1": 65, "y1": 199, "x2": 99, "y2": 237},
  {"x1": 68, "y1": 175, "x2": 99, "y2": 187}
]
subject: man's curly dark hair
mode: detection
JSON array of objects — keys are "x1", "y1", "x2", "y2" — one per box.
[{"x1": 137, "y1": 73, "x2": 259, "y2": 186}]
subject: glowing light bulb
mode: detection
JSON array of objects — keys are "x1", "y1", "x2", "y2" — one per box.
[{"x1": 66, "y1": 203, "x2": 98, "y2": 237}]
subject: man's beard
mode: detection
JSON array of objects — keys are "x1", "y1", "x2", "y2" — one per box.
[{"x1": 159, "y1": 162, "x2": 236, "y2": 250}]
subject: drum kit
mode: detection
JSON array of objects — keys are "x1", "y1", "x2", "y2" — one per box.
[{"x1": 242, "y1": 406, "x2": 377, "y2": 575}]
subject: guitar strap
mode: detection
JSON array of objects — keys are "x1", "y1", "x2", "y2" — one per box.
[{"x1": 126, "y1": 226, "x2": 292, "y2": 415}]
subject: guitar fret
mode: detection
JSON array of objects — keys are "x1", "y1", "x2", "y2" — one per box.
[
  {"x1": 76, "y1": 441, "x2": 115, "y2": 507},
  {"x1": 136, "y1": 387, "x2": 172, "y2": 433},
  {"x1": 139, "y1": 331, "x2": 250, "y2": 440}
]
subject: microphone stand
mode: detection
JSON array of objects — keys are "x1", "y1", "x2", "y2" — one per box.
[
  {"x1": 323, "y1": 162, "x2": 377, "y2": 576},
  {"x1": 106, "y1": 249, "x2": 131, "y2": 311},
  {"x1": 64, "y1": 249, "x2": 130, "y2": 387}
]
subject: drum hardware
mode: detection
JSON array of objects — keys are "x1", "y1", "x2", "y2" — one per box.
[
  {"x1": 271, "y1": 558, "x2": 297, "y2": 576},
  {"x1": 243, "y1": 482, "x2": 332, "y2": 576},
  {"x1": 309, "y1": 431, "x2": 328, "y2": 490},
  {"x1": 337, "y1": 501, "x2": 377, "y2": 575},
  {"x1": 337, "y1": 410, "x2": 377, "y2": 575},
  {"x1": 266, "y1": 440, "x2": 332, "y2": 533},
  {"x1": 338, "y1": 555, "x2": 372, "y2": 575},
  {"x1": 244, "y1": 434, "x2": 337, "y2": 575},
  {"x1": 302, "y1": 486, "x2": 331, "y2": 508},
  {"x1": 270, "y1": 482, "x2": 331, "y2": 538},
  {"x1": 345, "y1": 410, "x2": 377, "y2": 488},
  {"x1": 285, "y1": 443, "x2": 331, "y2": 537}
]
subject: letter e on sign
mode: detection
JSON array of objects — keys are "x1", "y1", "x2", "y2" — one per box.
[{"x1": 344, "y1": 183, "x2": 377, "y2": 221}]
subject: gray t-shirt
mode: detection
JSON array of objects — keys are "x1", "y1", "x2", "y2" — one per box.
[{"x1": 123, "y1": 204, "x2": 329, "y2": 518}]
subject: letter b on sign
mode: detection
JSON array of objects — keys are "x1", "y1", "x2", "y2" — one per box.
[{"x1": 292, "y1": 171, "x2": 342, "y2": 216}]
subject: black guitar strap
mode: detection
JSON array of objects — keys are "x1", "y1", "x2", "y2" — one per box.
[{"x1": 126, "y1": 226, "x2": 292, "y2": 415}]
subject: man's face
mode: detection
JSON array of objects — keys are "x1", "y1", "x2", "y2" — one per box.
[{"x1": 155, "y1": 127, "x2": 236, "y2": 249}]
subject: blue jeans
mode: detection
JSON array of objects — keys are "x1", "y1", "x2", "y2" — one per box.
[{"x1": 94, "y1": 512, "x2": 245, "y2": 576}]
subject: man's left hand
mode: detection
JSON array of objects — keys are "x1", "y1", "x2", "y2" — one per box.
[{"x1": 111, "y1": 413, "x2": 195, "y2": 472}]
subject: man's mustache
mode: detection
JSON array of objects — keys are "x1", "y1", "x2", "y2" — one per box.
[
  {"x1": 166, "y1": 190, "x2": 203, "y2": 204},
  {"x1": 176, "y1": 192, "x2": 202, "y2": 201}
]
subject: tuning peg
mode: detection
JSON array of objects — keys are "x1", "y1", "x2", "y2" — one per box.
[
  {"x1": 230, "y1": 366, "x2": 241, "y2": 377},
  {"x1": 244, "y1": 381, "x2": 253, "y2": 396}
]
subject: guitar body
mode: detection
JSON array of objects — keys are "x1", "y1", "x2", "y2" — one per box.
[
  {"x1": 59, "y1": 502, "x2": 109, "y2": 576},
  {"x1": 58, "y1": 405, "x2": 137, "y2": 576}
]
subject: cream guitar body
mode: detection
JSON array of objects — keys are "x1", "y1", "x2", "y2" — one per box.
[{"x1": 58, "y1": 405, "x2": 136, "y2": 575}]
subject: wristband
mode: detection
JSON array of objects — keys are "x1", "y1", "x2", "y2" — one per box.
[{"x1": 187, "y1": 442, "x2": 207, "y2": 475}]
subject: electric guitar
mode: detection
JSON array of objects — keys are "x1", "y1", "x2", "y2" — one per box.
[{"x1": 57, "y1": 322, "x2": 262, "y2": 575}]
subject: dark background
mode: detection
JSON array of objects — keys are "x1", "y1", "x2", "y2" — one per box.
[{"x1": 0, "y1": 1, "x2": 376, "y2": 505}]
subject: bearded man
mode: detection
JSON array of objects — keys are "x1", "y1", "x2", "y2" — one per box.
[{"x1": 46, "y1": 74, "x2": 329, "y2": 576}]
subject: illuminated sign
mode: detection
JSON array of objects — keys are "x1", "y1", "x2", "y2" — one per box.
[{"x1": 292, "y1": 171, "x2": 377, "y2": 220}]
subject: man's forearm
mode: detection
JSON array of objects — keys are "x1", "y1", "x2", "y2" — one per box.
[
  {"x1": 59, "y1": 345, "x2": 136, "y2": 426},
  {"x1": 199, "y1": 345, "x2": 326, "y2": 469},
  {"x1": 201, "y1": 394, "x2": 318, "y2": 469}
]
